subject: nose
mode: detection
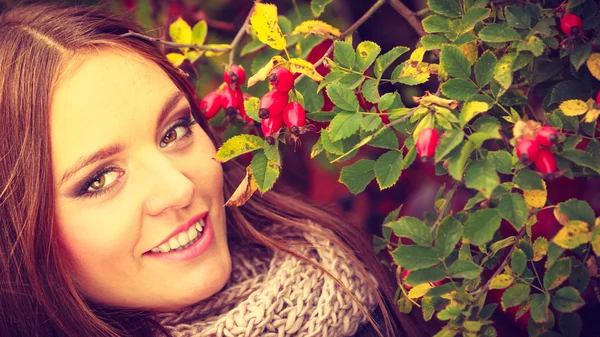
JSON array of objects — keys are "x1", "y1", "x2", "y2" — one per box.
[{"x1": 140, "y1": 150, "x2": 195, "y2": 216}]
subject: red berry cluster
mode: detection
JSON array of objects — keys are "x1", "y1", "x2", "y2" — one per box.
[
  {"x1": 258, "y1": 66, "x2": 307, "y2": 145},
  {"x1": 416, "y1": 128, "x2": 440, "y2": 163},
  {"x1": 199, "y1": 65, "x2": 253, "y2": 123},
  {"x1": 516, "y1": 126, "x2": 559, "y2": 175},
  {"x1": 560, "y1": 13, "x2": 583, "y2": 36}
]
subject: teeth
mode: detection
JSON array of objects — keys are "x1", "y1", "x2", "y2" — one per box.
[{"x1": 150, "y1": 218, "x2": 206, "y2": 254}]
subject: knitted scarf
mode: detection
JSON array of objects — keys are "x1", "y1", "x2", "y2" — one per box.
[{"x1": 157, "y1": 221, "x2": 379, "y2": 337}]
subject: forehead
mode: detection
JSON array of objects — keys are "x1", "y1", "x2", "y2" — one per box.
[{"x1": 50, "y1": 49, "x2": 180, "y2": 179}]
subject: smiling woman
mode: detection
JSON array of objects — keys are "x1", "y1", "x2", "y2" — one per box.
[{"x1": 0, "y1": 3, "x2": 431, "y2": 337}]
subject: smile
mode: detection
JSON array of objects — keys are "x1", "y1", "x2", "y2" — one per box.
[{"x1": 150, "y1": 218, "x2": 206, "y2": 253}]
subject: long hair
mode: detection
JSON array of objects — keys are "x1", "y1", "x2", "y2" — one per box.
[{"x1": 0, "y1": 3, "x2": 433, "y2": 336}]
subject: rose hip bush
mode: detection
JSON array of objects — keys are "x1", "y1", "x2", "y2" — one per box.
[{"x1": 134, "y1": 0, "x2": 600, "y2": 335}]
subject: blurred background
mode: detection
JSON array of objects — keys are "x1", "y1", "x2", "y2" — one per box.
[{"x1": 2, "y1": 1, "x2": 599, "y2": 335}]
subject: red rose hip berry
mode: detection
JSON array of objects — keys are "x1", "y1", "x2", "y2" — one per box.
[
  {"x1": 261, "y1": 115, "x2": 284, "y2": 145},
  {"x1": 534, "y1": 149, "x2": 557, "y2": 175},
  {"x1": 516, "y1": 138, "x2": 540, "y2": 163},
  {"x1": 258, "y1": 89, "x2": 289, "y2": 119},
  {"x1": 416, "y1": 128, "x2": 439, "y2": 162},
  {"x1": 560, "y1": 13, "x2": 583, "y2": 35},
  {"x1": 224, "y1": 64, "x2": 246, "y2": 90},
  {"x1": 199, "y1": 91, "x2": 222, "y2": 120},
  {"x1": 535, "y1": 126, "x2": 559, "y2": 147},
  {"x1": 282, "y1": 102, "x2": 306, "y2": 136},
  {"x1": 220, "y1": 86, "x2": 243, "y2": 116},
  {"x1": 268, "y1": 66, "x2": 294, "y2": 92}
]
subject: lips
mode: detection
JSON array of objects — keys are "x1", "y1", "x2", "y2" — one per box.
[{"x1": 148, "y1": 212, "x2": 207, "y2": 253}]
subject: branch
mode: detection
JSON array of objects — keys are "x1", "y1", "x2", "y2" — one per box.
[
  {"x1": 388, "y1": 0, "x2": 426, "y2": 37},
  {"x1": 228, "y1": 1, "x2": 258, "y2": 65},
  {"x1": 429, "y1": 183, "x2": 459, "y2": 233},
  {"x1": 121, "y1": 30, "x2": 231, "y2": 52},
  {"x1": 294, "y1": 0, "x2": 386, "y2": 85},
  {"x1": 479, "y1": 228, "x2": 526, "y2": 295}
]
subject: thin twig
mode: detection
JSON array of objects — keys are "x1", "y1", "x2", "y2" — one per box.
[
  {"x1": 479, "y1": 229, "x2": 526, "y2": 295},
  {"x1": 228, "y1": 2, "x2": 258, "y2": 65},
  {"x1": 121, "y1": 30, "x2": 231, "y2": 52},
  {"x1": 429, "y1": 182, "x2": 459, "y2": 233},
  {"x1": 388, "y1": 0, "x2": 426, "y2": 37},
  {"x1": 294, "y1": 0, "x2": 387, "y2": 85}
]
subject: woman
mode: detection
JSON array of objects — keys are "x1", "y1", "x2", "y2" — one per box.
[{"x1": 0, "y1": 3, "x2": 432, "y2": 336}]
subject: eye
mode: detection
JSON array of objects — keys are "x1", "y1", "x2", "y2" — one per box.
[
  {"x1": 159, "y1": 116, "x2": 196, "y2": 148},
  {"x1": 77, "y1": 167, "x2": 124, "y2": 198}
]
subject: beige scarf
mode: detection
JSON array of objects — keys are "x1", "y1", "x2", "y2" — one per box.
[{"x1": 157, "y1": 221, "x2": 379, "y2": 337}]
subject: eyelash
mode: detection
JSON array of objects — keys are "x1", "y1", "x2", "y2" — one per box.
[{"x1": 76, "y1": 115, "x2": 198, "y2": 199}]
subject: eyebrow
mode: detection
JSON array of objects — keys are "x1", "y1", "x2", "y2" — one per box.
[{"x1": 57, "y1": 91, "x2": 187, "y2": 187}]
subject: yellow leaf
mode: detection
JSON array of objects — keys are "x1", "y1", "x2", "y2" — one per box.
[
  {"x1": 407, "y1": 283, "x2": 432, "y2": 299},
  {"x1": 409, "y1": 47, "x2": 426, "y2": 64},
  {"x1": 489, "y1": 274, "x2": 514, "y2": 290},
  {"x1": 185, "y1": 51, "x2": 203, "y2": 63},
  {"x1": 552, "y1": 220, "x2": 591, "y2": 249},
  {"x1": 166, "y1": 53, "x2": 186, "y2": 67},
  {"x1": 553, "y1": 207, "x2": 570, "y2": 226},
  {"x1": 213, "y1": 134, "x2": 264, "y2": 163},
  {"x1": 289, "y1": 58, "x2": 324, "y2": 81},
  {"x1": 169, "y1": 17, "x2": 192, "y2": 53},
  {"x1": 559, "y1": 99, "x2": 589, "y2": 116},
  {"x1": 458, "y1": 42, "x2": 478, "y2": 65},
  {"x1": 225, "y1": 166, "x2": 258, "y2": 207},
  {"x1": 584, "y1": 109, "x2": 600, "y2": 123},
  {"x1": 247, "y1": 55, "x2": 286, "y2": 87},
  {"x1": 291, "y1": 20, "x2": 341, "y2": 38},
  {"x1": 512, "y1": 120, "x2": 541, "y2": 140},
  {"x1": 591, "y1": 223, "x2": 600, "y2": 256},
  {"x1": 249, "y1": 2, "x2": 286, "y2": 50},
  {"x1": 204, "y1": 44, "x2": 231, "y2": 57},
  {"x1": 532, "y1": 237, "x2": 548, "y2": 262},
  {"x1": 586, "y1": 53, "x2": 600, "y2": 81},
  {"x1": 523, "y1": 180, "x2": 547, "y2": 208}
]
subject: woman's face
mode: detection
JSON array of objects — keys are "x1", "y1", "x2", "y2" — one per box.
[{"x1": 51, "y1": 49, "x2": 231, "y2": 311}]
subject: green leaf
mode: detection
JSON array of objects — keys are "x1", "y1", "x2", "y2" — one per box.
[
  {"x1": 367, "y1": 127, "x2": 399, "y2": 150},
  {"x1": 498, "y1": 194, "x2": 529, "y2": 231},
  {"x1": 191, "y1": 20, "x2": 208, "y2": 46},
  {"x1": 553, "y1": 220, "x2": 591, "y2": 249},
  {"x1": 378, "y1": 93, "x2": 396, "y2": 111},
  {"x1": 333, "y1": 40, "x2": 355, "y2": 68},
  {"x1": 306, "y1": 112, "x2": 334, "y2": 122},
  {"x1": 552, "y1": 287, "x2": 585, "y2": 313},
  {"x1": 296, "y1": 77, "x2": 324, "y2": 113},
  {"x1": 474, "y1": 50, "x2": 498, "y2": 87},
  {"x1": 510, "y1": 249, "x2": 527, "y2": 275},
  {"x1": 421, "y1": 35, "x2": 450, "y2": 51},
  {"x1": 560, "y1": 149, "x2": 600, "y2": 174},
  {"x1": 374, "y1": 151, "x2": 404, "y2": 190},
  {"x1": 428, "y1": 0, "x2": 462, "y2": 18},
  {"x1": 570, "y1": 43, "x2": 593, "y2": 71},
  {"x1": 569, "y1": 258, "x2": 590, "y2": 294},
  {"x1": 387, "y1": 217, "x2": 432, "y2": 246},
  {"x1": 559, "y1": 312, "x2": 583, "y2": 337},
  {"x1": 592, "y1": 225, "x2": 600, "y2": 256},
  {"x1": 328, "y1": 112, "x2": 361, "y2": 141},
  {"x1": 531, "y1": 293, "x2": 551, "y2": 323},
  {"x1": 435, "y1": 216, "x2": 463, "y2": 259},
  {"x1": 391, "y1": 245, "x2": 440, "y2": 271},
  {"x1": 463, "y1": 209, "x2": 502, "y2": 246},
  {"x1": 250, "y1": 151, "x2": 280, "y2": 193},
  {"x1": 426, "y1": 283, "x2": 454, "y2": 297},
  {"x1": 213, "y1": 134, "x2": 264, "y2": 162},
  {"x1": 440, "y1": 45, "x2": 471, "y2": 79},
  {"x1": 326, "y1": 83, "x2": 360, "y2": 111},
  {"x1": 504, "y1": 6, "x2": 531, "y2": 28},
  {"x1": 458, "y1": 8, "x2": 490, "y2": 34},
  {"x1": 544, "y1": 258, "x2": 571, "y2": 291},
  {"x1": 448, "y1": 140, "x2": 475, "y2": 181},
  {"x1": 514, "y1": 169, "x2": 544, "y2": 190},
  {"x1": 361, "y1": 78, "x2": 380, "y2": 103},
  {"x1": 449, "y1": 260, "x2": 482, "y2": 279},
  {"x1": 464, "y1": 160, "x2": 499, "y2": 198},
  {"x1": 423, "y1": 15, "x2": 454, "y2": 33},
  {"x1": 494, "y1": 52, "x2": 517, "y2": 89},
  {"x1": 355, "y1": 41, "x2": 381, "y2": 72},
  {"x1": 501, "y1": 284, "x2": 530, "y2": 310},
  {"x1": 479, "y1": 24, "x2": 521, "y2": 43},
  {"x1": 374, "y1": 46, "x2": 409, "y2": 78},
  {"x1": 311, "y1": 0, "x2": 334, "y2": 17},
  {"x1": 263, "y1": 140, "x2": 280, "y2": 164},
  {"x1": 435, "y1": 130, "x2": 465, "y2": 162},
  {"x1": 338, "y1": 159, "x2": 375, "y2": 194},
  {"x1": 441, "y1": 79, "x2": 478, "y2": 100},
  {"x1": 361, "y1": 114, "x2": 382, "y2": 132},
  {"x1": 546, "y1": 242, "x2": 565, "y2": 269},
  {"x1": 459, "y1": 101, "x2": 491, "y2": 127},
  {"x1": 555, "y1": 199, "x2": 596, "y2": 226},
  {"x1": 516, "y1": 36, "x2": 545, "y2": 57},
  {"x1": 487, "y1": 150, "x2": 512, "y2": 174},
  {"x1": 405, "y1": 267, "x2": 447, "y2": 286},
  {"x1": 397, "y1": 297, "x2": 413, "y2": 314}
]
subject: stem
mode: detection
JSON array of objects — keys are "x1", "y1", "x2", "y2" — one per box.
[
  {"x1": 121, "y1": 30, "x2": 231, "y2": 52},
  {"x1": 228, "y1": 2, "x2": 258, "y2": 65},
  {"x1": 294, "y1": 0, "x2": 386, "y2": 85},
  {"x1": 479, "y1": 229, "x2": 526, "y2": 295},
  {"x1": 388, "y1": 0, "x2": 426, "y2": 37},
  {"x1": 430, "y1": 183, "x2": 459, "y2": 233}
]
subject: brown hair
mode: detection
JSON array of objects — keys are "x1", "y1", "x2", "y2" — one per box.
[{"x1": 0, "y1": 2, "x2": 432, "y2": 337}]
